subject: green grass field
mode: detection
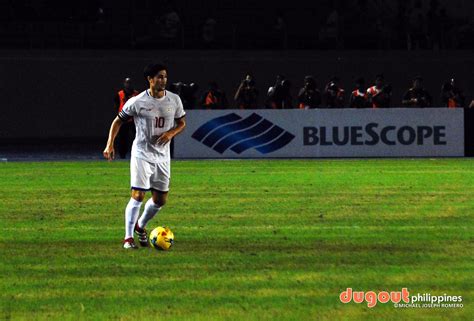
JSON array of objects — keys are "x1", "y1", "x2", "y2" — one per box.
[{"x1": 0, "y1": 159, "x2": 472, "y2": 321}]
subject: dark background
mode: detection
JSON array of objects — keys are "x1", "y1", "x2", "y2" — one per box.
[
  {"x1": 2, "y1": 0, "x2": 473, "y2": 50},
  {"x1": 0, "y1": 0, "x2": 473, "y2": 153},
  {"x1": 0, "y1": 50, "x2": 473, "y2": 139}
]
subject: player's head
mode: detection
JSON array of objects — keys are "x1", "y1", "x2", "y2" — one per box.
[
  {"x1": 144, "y1": 63, "x2": 168, "y2": 91},
  {"x1": 123, "y1": 77, "x2": 133, "y2": 91}
]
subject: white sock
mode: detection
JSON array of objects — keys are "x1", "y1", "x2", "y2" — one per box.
[
  {"x1": 125, "y1": 198, "x2": 142, "y2": 240},
  {"x1": 137, "y1": 198, "x2": 162, "y2": 229}
]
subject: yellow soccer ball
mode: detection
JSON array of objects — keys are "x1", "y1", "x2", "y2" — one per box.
[{"x1": 149, "y1": 226, "x2": 174, "y2": 250}]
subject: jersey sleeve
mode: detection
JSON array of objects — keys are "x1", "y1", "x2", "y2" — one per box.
[
  {"x1": 174, "y1": 95, "x2": 186, "y2": 119},
  {"x1": 118, "y1": 97, "x2": 137, "y2": 121}
]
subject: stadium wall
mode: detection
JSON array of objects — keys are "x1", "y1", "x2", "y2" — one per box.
[{"x1": 174, "y1": 109, "x2": 465, "y2": 158}]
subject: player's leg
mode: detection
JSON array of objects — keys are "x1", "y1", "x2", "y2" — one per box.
[
  {"x1": 135, "y1": 162, "x2": 170, "y2": 246},
  {"x1": 137, "y1": 190, "x2": 167, "y2": 229},
  {"x1": 123, "y1": 157, "x2": 153, "y2": 249}
]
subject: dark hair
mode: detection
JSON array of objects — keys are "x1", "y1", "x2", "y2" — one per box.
[
  {"x1": 144, "y1": 63, "x2": 167, "y2": 82},
  {"x1": 414, "y1": 75, "x2": 423, "y2": 81},
  {"x1": 375, "y1": 74, "x2": 384, "y2": 81},
  {"x1": 355, "y1": 77, "x2": 365, "y2": 85}
]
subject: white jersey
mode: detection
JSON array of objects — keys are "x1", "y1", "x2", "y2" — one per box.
[{"x1": 118, "y1": 89, "x2": 186, "y2": 163}]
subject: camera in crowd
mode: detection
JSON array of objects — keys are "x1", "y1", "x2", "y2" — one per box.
[
  {"x1": 242, "y1": 78, "x2": 256, "y2": 88},
  {"x1": 169, "y1": 81, "x2": 199, "y2": 109}
]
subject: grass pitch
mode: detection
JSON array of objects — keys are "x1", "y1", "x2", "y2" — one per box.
[{"x1": 0, "y1": 159, "x2": 472, "y2": 321}]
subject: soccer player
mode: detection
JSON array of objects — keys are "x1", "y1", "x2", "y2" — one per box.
[{"x1": 103, "y1": 63, "x2": 186, "y2": 249}]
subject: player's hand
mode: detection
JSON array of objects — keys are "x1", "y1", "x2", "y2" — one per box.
[
  {"x1": 103, "y1": 145, "x2": 115, "y2": 161},
  {"x1": 155, "y1": 132, "x2": 174, "y2": 146}
]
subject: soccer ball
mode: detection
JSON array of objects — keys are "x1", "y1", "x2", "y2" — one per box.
[{"x1": 149, "y1": 226, "x2": 174, "y2": 250}]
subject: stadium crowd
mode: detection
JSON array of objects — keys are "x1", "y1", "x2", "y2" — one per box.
[
  {"x1": 2, "y1": 0, "x2": 473, "y2": 50},
  {"x1": 124, "y1": 74, "x2": 468, "y2": 110}
]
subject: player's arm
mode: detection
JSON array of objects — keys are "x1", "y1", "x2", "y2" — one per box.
[
  {"x1": 156, "y1": 116, "x2": 186, "y2": 146},
  {"x1": 103, "y1": 116, "x2": 124, "y2": 161},
  {"x1": 104, "y1": 98, "x2": 136, "y2": 160}
]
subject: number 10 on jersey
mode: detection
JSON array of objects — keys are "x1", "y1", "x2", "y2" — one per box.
[{"x1": 155, "y1": 117, "x2": 165, "y2": 128}]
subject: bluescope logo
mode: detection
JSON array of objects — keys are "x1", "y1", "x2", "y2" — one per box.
[{"x1": 191, "y1": 113, "x2": 295, "y2": 154}]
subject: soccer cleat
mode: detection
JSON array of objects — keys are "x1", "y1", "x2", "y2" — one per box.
[
  {"x1": 123, "y1": 237, "x2": 138, "y2": 249},
  {"x1": 134, "y1": 223, "x2": 149, "y2": 247}
]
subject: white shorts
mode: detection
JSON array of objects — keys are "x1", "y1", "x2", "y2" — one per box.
[{"x1": 130, "y1": 157, "x2": 170, "y2": 192}]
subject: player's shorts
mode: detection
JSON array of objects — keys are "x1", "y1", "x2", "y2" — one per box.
[{"x1": 130, "y1": 157, "x2": 170, "y2": 192}]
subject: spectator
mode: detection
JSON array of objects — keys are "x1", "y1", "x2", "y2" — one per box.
[
  {"x1": 267, "y1": 75, "x2": 285, "y2": 98},
  {"x1": 279, "y1": 79, "x2": 293, "y2": 109},
  {"x1": 136, "y1": 0, "x2": 182, "y2": 48},
  {"x1": 85, "y1": 0, "x2": 106, "y2": 23},
  {"x1": 323, "y1": 77, "x2": 345, "y2": 108},
  {"x1": 114, "y1": 77, "x2": 138, "y2": 159},
  {"x1": 272, "y1": 10, "x2": 288, "y2": 49},
  {"x1": 234, "y1": 74, "x2": 259, "y2": 109},
  {"x1": 349, "y1": 77, "x2": 368, "y2": 108},
  {"x1": 297, "y1": 75, "x2": 322, "y2": 109},
  {"x1": 267, "y1": 75, "x2": 292, "y2": 109},
  {"x1": 439, "y1": 7, "x2": 453, "y2": 49},
  {"x1": 319, "y1": 2, "x2": 343, "y2": 49},
  {"x1": 407, "y1": 0, "x2": 427, "y2": 50},
  {"x1": 201, "y1": 17, "x2": 218, "y2": 49},
  {"x1": 427, "y1": 0, "x2": 442, "y2": 50},
  {"x1": 158, "y1": 2, "x2": 181, "y2": 41},
  {"x1": 402, "y1": 76, "x2": 432, "y2": 107},
  {"x1": 441, "y1": 79, "x2": 465, "y2": 108},
  {"x1": 395, "y1": 1, "x2": 410, "y2": 49},
  {"x1": 367, "y1": 74, "x2": 391, "y2": 108},
  {"x1": 200, "y1": 81, "x2": 228, "y2": 109}
]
